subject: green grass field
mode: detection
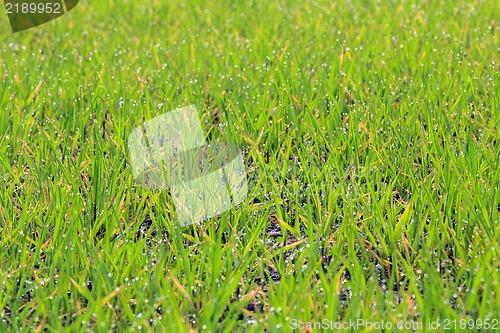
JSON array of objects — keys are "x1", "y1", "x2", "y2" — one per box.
[{"x1": 1, "y1": 0, "x2": 499, "y2": 331}]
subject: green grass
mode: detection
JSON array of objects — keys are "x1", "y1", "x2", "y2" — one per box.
[{"x1": 0, "y1": 0, "x2": 499, "y2": 331}]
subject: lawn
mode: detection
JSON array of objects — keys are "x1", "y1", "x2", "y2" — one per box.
[{"x1": 0, "y1": 0, "x2": 499, "y2": 332}]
